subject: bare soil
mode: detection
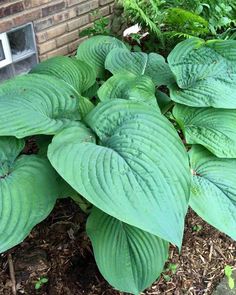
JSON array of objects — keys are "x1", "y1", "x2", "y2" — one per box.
[{"x1": 0, "y1": 199, "x2": 235, "y2": 295}]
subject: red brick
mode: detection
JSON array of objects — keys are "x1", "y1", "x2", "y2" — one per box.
[
  {"x1": 23, "y1": 0, "x2": 31, "y2": 8},
  {"x1": 0, "y1": 1, "x2": 24, "y2": 18},
  {"x1": 67, "y1": 14, "x2": 89, "y2": 31},
  {"x1": 0, "y1": 19, "x2": 13, "y2": 33},
  {"x1": 30, "y1": 0, "x2": 53, "y2": 7},
  {"x1": 68, "y1": 36, "x2": 87, "y2": 53},
  {"x1": 25, "y1": 0, "x2": 53, "y2": 8},
  {"x1": 36, "y1": 22, "x2": 68, "y2": 43},
  {"x1": 53, "y1": 7, "x2": 76, "y2": 23},
  {"x1": 39, "y1": 53, "x2": 48, "y2": 61},
  {"x1": 38, "y1": 39, "x2": 56, "y2": 54},
  {"x1": 47, "y1": 44, "x2": 69, "y2": 58},
  {"x1": 34, "y1": 17, "x2": 53, "y2": 32},
  {"x1": 67, "y1": 0, "x2": 85, "y2": 7},
  {"x1": 79, "y1": 23, "x2": 92, "y2": 33},
  {"x1": 42, "y1": 1, "x2": 65, "y2": 17},
  {"x1": 36, "y1": 31, "x2": 47, "y2": 43},
  {"x1": 56, "y1": 30, "x2": 78, "y2": 47},
  {"x1": 77, "y1": 0, "x2": 99, "y2": 16},
  {"x1": 34, "y1": 7, "x2": 76, "y2": 32},
  {"x1": 90, "y1": 5, "x2": 109, "y2": 21},
  {"x1": 99, "y1": 0, "x2": 113, "y2": 5},
  {"x1": 13, "y1": 8, "x2": 42, "y2": 26}
]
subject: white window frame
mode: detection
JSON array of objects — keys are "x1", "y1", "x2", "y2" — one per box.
[{"x1": 0, "y1": 32, "x2": 12, "y2": 68}]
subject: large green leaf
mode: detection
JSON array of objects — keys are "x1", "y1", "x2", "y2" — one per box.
[
  {"x1": 155, "y1": 90, "x2": 173, "y2": 113},
  {"x1": 173, "y1": 104, "x2": 236, "y2": 158},
  {"x1": 30, "y1": 56, "x2": 96, "y2": 93},
  {"x1": 48, "y1": 100, "x2": 190, "y2": 247},
  {"x1": 168, "y1": 38, "x2": 236, "y2": 108},
  {"x1": 82, "y1": 81, "x2": 100, "y2": 100},
  {"x1": 87, "y1": 208, "x2": 169, "y2": 295},
  {"x1": 0, "y1": 74, "x2": 82, "y2": 138},
  {"x1": 0, "y1": 137, "x2": 58, "y2": 253},
  {"x1": 76, "y1": 94, "x2": 95, "y2": 119},
  {"x1": 189, "y1": 145, "x2": 236, "y2": 241},
  {"x1": 105, "y1": 48, "x2": 175, "y2": 87},
  {"x1": 97, "y1": 71, "x2": 159, "y2": 108},
  {"x1": 76, "y1": 35, "x2": 126, "y2": 78}
]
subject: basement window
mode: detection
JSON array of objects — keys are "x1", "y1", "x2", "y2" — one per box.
[{"x1": 0, "y1": 23, "x2": 38, "y2": 84}]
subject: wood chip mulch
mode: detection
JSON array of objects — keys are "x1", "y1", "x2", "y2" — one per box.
[
  {"x1": 143, "y1": 211, "x2": 236, "y2": 295},
  {"x1": 0, "y1": 199, "x2": 235, "y2": 295}
]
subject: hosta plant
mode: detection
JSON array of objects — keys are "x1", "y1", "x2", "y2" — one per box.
[{"x1": 1, "y1": 35, "x2": 236, "y2": 294}]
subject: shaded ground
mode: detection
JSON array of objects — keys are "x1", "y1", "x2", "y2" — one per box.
[{"x1": 0, "y1": 199, "x2": 235, "y2": 295}]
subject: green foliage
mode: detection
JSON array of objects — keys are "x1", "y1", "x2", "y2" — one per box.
[
  {"x1": 168, "y1": 38, "x2": 236, "y2": 108},
  {"x1": 165, "y1": 263, "x2": 178, "y2": 274},
  {"x1": 179, "y1": 0, "x2": 236, "y2": 34},
  {"x1": 87, "y1": 208, "x2": 169, "y2": 294},
  {"x1": 164, "y1": 8, "x2": 209, "y2": 38},
  {"x1": 192, "y1": 224, "x2": 202, "y2": 232},
  {"x1": 76, "y1": 35, "x2": 126, "y2": 78},
  {"x1": 119, "y1": 0, "x2": 164, "y2": 45},
  {"x1": 162, "y1": 262, "x2": 178, "y2": 281},
  {"x1": 0, "y1": 137, "x2": 58, "y2": 253},
  {"x1": 225, "y1": 265, "x2": 235, "y2": 289},
  {"x1": 120, "y1": 0, "x2": 236, "y2": 52},
  {"x1": 35, "y1": 277, "x2": 49, "y2": 290},
  {"x1": 80, "y1": 10, "x2": 110, "y2": 37},
  {"x1": 1, "y1": 35, "x2": 236, "y2": 294},
  {"x1": 105, "y1": 48, "x2": 175, "y2": 86}
]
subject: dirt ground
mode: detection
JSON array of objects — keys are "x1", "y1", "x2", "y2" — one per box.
[{"x1": 0, "y1": 198, "x2": 235, "y2": 295}]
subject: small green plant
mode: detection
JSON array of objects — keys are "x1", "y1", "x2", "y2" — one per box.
[
  {"x1": 192, "y1": 224, "x2": 203, "y2": 232},
  {"x1": 224, "y1": 265, "x2": 235, "y2": 289},
  {"x1": 35, "y1": 277, "x2": 48, "y2": 290},
  {"x1": 1, "y1": 35, "x2": 236, "y2": 294},
  {"x1": 162, "y1": 274, "x2": 171, "y2": 282},
  {"x1": 80, "y1": 10, "x2": 110, "y2": 37},
  {"x1": 163, "y1": 263, "x2": 178, "y2": 281},
  {"x1": 167, "y1": 263, "x2": 178, "y2": 274}
]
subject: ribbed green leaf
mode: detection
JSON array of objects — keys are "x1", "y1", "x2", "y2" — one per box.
[
  {"x1": 0, "y1": 136, "x2": 24, "y2": 161},
  {"x1": 189, "y1": 145, "x2": 236, "y2": 241},
  {"x1": 77, "y1": 94, "x2": 95, "y2": 118},
  {"x1": 0, "y1": 74, "x2": 81, "y2": 138},
  {"x1": 76, "y1": 35, "x2": 126, "y2": 78},
  {"x1": 34, "y1": 135, "x2": 76, "y2": 200},
  {"x1": 98, "y1": 71, "x2": 159, "y2": 108},
  {"x1": 87, "y1": 208, "x2": 169, "y2": 295},
  {"x1": 105, "y1": 49, "x2": 175, "y2": 87},
  {"x1": 30, "y1": 56, "x2": 96, "y2": 93},
  {"x1": 168, "y1": 38, "x2": 236, "y2": 108},
  {"x1": 155, "y1": 90, "x2": 172, "y2": 113},
  {"x1": 82, "y1": 82, "x2": 99, "y2": 100},
  {"x1": 173, "y1": 104, "x2": 236, "y2": 158},
  {"x1": 48, "y1": 100, "x2": 190, "y2": 247},
  {"x1": 145, "y1": 53, "x2": 175, "y2": 86},
  {"x1": 0, "y1": 137, "x2": 58, "y2": 253}
]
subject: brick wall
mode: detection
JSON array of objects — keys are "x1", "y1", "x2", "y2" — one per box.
[{"x1": 0, "y1": 0, "x2": 114, "y2": 61}]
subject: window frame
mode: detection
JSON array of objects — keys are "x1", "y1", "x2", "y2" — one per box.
[{"x1": 0, "y1": 32, "x2": 12, "y2": 68}]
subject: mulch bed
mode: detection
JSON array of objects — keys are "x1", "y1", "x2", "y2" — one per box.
[{"x1": 0, "y1": 198, "x2": 235, "y2": 295}]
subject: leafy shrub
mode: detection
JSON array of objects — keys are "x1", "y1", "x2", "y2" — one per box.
[
  {"x1": 119, "y1": 0, "x2": 236, "y2": 52},
  {"x1": 79, "y1": 10, "x2": 110, "y2": 37},
  {"x1": 1, "y1": 35, "x2": 236, "y2": 294},
  {"x1": 179, "y1": 0, "x2": 236, "y2": 34}
]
